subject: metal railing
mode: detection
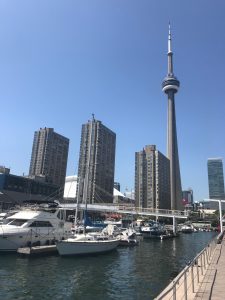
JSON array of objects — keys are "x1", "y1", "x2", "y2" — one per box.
[
  {"x1": 155, "y1": 234, "x2": 221, "y2": 300},
  {"x1": 59, "y1": 203, "x2": 188, "y2": 218},
  {"x1": 117, "y1": 206, "x2": 188, "y2": 218}
]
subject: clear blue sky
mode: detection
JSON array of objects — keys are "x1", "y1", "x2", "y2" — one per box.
[{"x1": 1, "y1": 1, "x2": 225, "y2": 201}]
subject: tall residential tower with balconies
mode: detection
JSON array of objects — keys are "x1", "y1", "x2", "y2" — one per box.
[
  {"x1": 77, "y1": 117, "x2": 116, "y2": 204},
  {"x1": 135, "y1": 145, "x2": 170, "y2": 209},
  {"x1": 29, "y1": 127, "x2": 69, "y2": 188}
]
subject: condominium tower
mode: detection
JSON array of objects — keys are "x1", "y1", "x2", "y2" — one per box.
[
  {"x1": 135, "y1": 145, "x2": 170, "y2": 209},
  {"x1": 29, "y1": 127, "x2": 69, "y2": 187},
  {"x1": 207, "y1": 158, "x2": 225, "y2": 200},
  {"x1": 162, "y1": 24, "x2": 182, "y2": 210},
  {"x1": 77, "y1": 117, "x2": 116, "y2": 204}
]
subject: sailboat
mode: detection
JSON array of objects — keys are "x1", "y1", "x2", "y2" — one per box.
[
  {"x1": 56, "y1": 117, "x2": 119, "y2": 256},
  {"x1": 56, "y1": 225, "x2": 119, "y2": 256}
]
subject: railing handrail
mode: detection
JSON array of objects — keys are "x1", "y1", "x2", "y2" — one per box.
[{"x1": 155, "y1": 234, "x2": 219, "y2": 299}]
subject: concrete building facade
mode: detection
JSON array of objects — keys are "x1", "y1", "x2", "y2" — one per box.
[
  {"x1": 0, "y1": 172, "x2": 59, "y2": 209},
  {"x1": 135, "y1": 145, "x2": 170, "y2": 209},
  {"x1": 29, "y1": 127, "x2": 69, "y2": 188},
  {"x1": 77, "y1": 117, "x2": 116, "y2": 204}
]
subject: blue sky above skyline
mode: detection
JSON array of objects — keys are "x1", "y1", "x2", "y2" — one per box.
[{"x1": 1, "y1": 1, "x2": 225, "y2": 201}]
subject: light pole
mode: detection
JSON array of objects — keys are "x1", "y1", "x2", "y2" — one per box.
[{"x1": 204, "y1": 199, "x2": 225, "y2": 233}]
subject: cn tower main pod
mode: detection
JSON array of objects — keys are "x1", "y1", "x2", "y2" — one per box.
[{"x1": 162, "y1": 25, "x2": 182, "y2": 210}]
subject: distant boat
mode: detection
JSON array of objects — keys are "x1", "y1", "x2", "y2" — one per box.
[
  {"x1": 140, "y1": 221, "x2": 166, "y2": 239},
  {"x1": 180, "y1": 224, "x2": 193, "y2": 233}
]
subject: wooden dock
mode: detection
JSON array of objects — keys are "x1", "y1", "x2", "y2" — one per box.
[{"x1": 17, "y1": 245, "x2": 57, "y2": 256}]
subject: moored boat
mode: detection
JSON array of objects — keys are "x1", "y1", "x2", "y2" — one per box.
[
  {"x1": 180, "y1": 224, "x2": 193, "y2": 233},
  {"x1": 140, "y1": 221, "x2": 166, "y2": 239},
  {"x1": 56, "y1": 225, "x2": 120, "y2": 256},
  {"x1": 118, "y1": 227, "x2": 139, "y2": 246},
  {"x1": 0, "y1": 203, "x2": 72, "y2": 252}
]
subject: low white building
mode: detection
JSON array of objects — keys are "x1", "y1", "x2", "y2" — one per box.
[
  {"x1": 63, "y1": 175, "x2": 126, "y2": 202},
  {"x1": 63, "y1": 175, "x2": 78, "y2": 199}
]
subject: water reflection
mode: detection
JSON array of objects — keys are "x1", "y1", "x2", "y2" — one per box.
[{"x1": 0, "y1": 232, "x2": 216, "y2": 300}]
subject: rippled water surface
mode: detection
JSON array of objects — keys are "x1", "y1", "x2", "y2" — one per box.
[{"x1": 0, "y1": 232, "x2": 216, "y2": 300}]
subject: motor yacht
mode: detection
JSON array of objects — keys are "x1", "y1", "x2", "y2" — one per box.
[{"x1": 0, "y1": 204, "x2": 72, "y2": 251}]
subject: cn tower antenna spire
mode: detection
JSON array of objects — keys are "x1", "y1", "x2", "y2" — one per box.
[
  {"x1": 168, "y1": 22, "x2": 172, "y2": 53},
  {"x1": 167, "y1": 22, "x2": 173, "y2": 76}
]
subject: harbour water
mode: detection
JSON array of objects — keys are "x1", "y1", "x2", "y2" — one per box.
[{"x1": 0, "y1": 232, "x2": 216, "y2": 300}]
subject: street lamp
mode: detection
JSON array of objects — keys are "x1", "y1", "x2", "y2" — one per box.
[{"x1": 204, "y1": 198, "x2": 225, "y2": 233}]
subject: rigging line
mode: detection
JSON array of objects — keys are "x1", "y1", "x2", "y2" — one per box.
[{"x1": 43, "y1": 186, "x2": 63, "y2": 202}]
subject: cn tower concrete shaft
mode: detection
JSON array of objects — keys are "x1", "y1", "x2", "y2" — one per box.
[{"x1": 162, "y1": 25, "x2": 182, "y2": 210}]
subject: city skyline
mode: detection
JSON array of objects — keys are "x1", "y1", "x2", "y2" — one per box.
[{"x1": 1, "y1": 1, "x2": 225, "y2": 201}]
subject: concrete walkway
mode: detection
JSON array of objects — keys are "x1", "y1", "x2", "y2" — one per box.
[{"x1": 194, "y1": 236, "x2": 225, "y2": 300}]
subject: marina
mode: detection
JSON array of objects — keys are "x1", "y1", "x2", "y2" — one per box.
[
  {"x1": 0, "y1": 231, "x2": 216, "y2": 299},
  {"x1": 0, "y1": 2, "x2": 225, "y2": 300}
]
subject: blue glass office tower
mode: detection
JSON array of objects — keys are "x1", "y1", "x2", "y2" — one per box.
[{"x1": 207, "y1": 158, "x2": 225, "y2": 200}]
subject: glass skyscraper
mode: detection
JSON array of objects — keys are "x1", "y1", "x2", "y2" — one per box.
[{"x1": 207, "y1": 158, "x2": 225, "y2": 200}]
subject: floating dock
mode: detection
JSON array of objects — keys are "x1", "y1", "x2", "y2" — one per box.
[{"x1": 17, "y1": 245, "x2": 57, "y2": 256}]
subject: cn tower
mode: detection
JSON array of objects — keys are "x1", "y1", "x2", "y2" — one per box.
[{"x1": 162, "y1": 24, "x2": 182, "y2": 210}]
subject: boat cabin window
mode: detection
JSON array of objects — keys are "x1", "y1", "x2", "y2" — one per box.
[
  {"x1": 3, "y1": 219, "x2": 12, "y2": 224},
  {"x1": 8, "y1": 219, "x2": 28, "y2": 226},
  {"x1": 29, "y1": 221, "x2": 53, "y2": 227},
  {"x1": 57, "y1": 210, "x2": 66, "y2": 220}
]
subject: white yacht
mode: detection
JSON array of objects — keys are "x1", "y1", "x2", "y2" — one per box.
[{"x1": 0, "y1": 204, "x2": 72, "y2": 252}]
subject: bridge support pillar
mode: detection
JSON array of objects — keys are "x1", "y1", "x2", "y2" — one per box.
[{"x1": 173, "y1": 216, "x2": 176, "y2": 234}]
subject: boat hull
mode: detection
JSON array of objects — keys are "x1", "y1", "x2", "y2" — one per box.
[
  {"x1": 0, "y1": 227, "x2": 70, "y2": 252},
  {"x1": 142, "y1": 232, "x2": 164, "y2": 239},
  {"x1": 57, "y1": 239, "x2": 119, "y2": 256}
]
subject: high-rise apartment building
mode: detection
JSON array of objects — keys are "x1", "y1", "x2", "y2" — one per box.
[
  {"x1": 114, "y1": 182, "x2": 120, "y2": 192},
  {"x1": 182, "y1": 189, "x2": 193, "y2": 208},
  {"x1": 135, "y1": 145, "x2": 170, "y2": 209},
  {"x1": 29, "y1": 127, "x2": 69, "y2": 188},
  {"x1": 77, "y1": 117, "x2": 116, "y2": 204},
  {"x1": 207, "y1": 158, "x2": 225, "y2": 200},
  {"x1": 162, "y1": 25, "x2": 182, "y2": 210}
]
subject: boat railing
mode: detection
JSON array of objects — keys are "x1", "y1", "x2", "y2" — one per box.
[{"x1": 155, "y1": 233, "x2": 222, "y2": 300}]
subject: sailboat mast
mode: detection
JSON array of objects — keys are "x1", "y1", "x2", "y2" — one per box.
[
  {"x1": 73, "y1": 176, "x2": 81, "y2": 230},
  {"x1": 83, "y1": 115, "x2": 95, "y2": 234}
]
